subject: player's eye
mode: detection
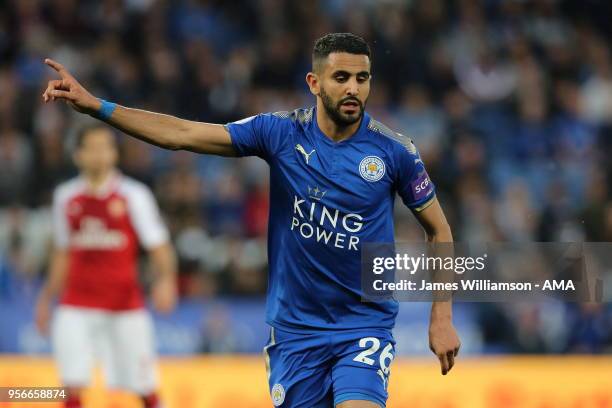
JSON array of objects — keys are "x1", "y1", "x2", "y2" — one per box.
[
  {"x1": 357, "y1": 74, "x2": 369, "y2": 83},
  {"x1": 335, "y1": 75, "x2": 348, "y2": 83}
]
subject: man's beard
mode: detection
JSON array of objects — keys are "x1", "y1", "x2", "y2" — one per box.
[{"x1": 320, "y1": 87, "x2": 366, "y2": 127}]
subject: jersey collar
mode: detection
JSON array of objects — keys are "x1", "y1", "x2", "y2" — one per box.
[
  {"x1": 78, "y1": 170, "x2": 121, "y2": 198},
  {"x1": 313, "y1": 106, "x2": 370, "y2": 145}
]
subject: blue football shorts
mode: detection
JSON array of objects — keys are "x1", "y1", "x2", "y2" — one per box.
[{"x1": 263, "y1": 326, "x2": 396, "y2": 407}]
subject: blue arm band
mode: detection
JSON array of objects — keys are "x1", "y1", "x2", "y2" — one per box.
[{"x1": 96, "y1": 99, "x2": 117, "y2": 121}]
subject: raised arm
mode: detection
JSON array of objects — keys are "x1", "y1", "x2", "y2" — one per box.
[{"x1": 42, "y1": 58, "x2": 236, "y2": 156}]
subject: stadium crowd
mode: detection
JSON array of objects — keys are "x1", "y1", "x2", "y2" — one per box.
[{"x1": 0, "y1": 0, "x2": 611, "y2": 353}]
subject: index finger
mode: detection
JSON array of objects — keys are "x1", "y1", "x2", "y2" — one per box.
[
  {"x1": 447, "y1": 350, "x2": 455, "y2": 371},
  {"x1": 438, "y1": 353, "x2": 450, "y2": 375},
  {"x1": 44, "y1": 58, "x2": 70, "y2": 78}
]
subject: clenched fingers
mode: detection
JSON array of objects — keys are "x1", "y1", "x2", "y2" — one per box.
[
  {"x1": 48, "y1": 89, "x2": 75, "y2": 101},
  {"x1": 43, "y1": 79, "x2": 64, "y2": 102},
  {"x1": 43, "y1": 79, "x2": 75, "y2": 102}
]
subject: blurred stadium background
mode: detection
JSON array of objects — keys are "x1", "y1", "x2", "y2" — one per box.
[{"x1": 0, "y1": 0, "x2": 611, "y2": 406}]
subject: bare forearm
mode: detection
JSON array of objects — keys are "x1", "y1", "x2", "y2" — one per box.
[
  {"x1": 106, "y1": 104, "x2": 191, "y2": 150},
  {"x1": 149, "y1": 243, "x2": 178, "y2": 313},
  {"x1": 36, "y1": 249, "x2": 67, "y2": 334},
  {"x1": 40, "y1": 250, "x2": 68, "y2": 300},
  {"x1": 426, "y1": 223, "x2": 452, "y2": 243},
  {"x1": 103, "y1": 105, "x2": 235, "y2": 155},
  {"x1": 149, "y1": 243, "x2": 177, "y2": 281},
  {"x1": 431, "y1": 299, "x2": 452, "y2": 322},
  {"x1": 429, "y1": 222, "x2": 453, "y2": 322}
]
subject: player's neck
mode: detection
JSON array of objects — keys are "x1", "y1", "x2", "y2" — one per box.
[
  {"x1": 316, "y1": 105, "x2": 362, "y2": 143},
  {"x1": 83, "y1": 169, "x2": 115, "y2": 192}
]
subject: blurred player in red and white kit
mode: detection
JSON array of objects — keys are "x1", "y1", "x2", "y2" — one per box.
[{"x1": 35, "y1": 124, "x2": 177, "y2": 408}]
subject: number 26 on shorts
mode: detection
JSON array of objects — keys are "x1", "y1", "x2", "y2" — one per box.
[{"x1": 352, "y1": 337, "x2": 395, "y2": 388}]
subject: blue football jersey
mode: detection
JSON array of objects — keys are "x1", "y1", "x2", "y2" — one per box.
[{"x1": 226, "y1": 107, "x2": 436, "y2": 331}]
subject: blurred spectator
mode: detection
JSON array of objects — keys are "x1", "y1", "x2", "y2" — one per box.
[
  {"x1": 0, "y1": 126, "x2": 32, "y2": 205},
  {"x1": 393, "y1": 85, "x2": 446, "y2": 166}
]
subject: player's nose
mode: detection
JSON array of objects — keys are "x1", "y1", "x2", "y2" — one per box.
[{"x1": 345, "y1": 78, "x2": 359, "y2": 96}]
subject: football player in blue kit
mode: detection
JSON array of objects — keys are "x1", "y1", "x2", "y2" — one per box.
[{"x1": 43, "y1": 32, "x2": 460, "y2": 408}]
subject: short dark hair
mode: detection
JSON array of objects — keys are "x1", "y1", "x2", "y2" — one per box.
[
  {"x1": 74, "y1": 123, "x2": 115, "y2": 149},
  {"x1": 312, "y1": 33, "x2": 371, "y2": 72}
]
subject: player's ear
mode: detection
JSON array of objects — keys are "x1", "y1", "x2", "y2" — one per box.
[{"x1": 306, "y1": 72, "x2": 320, "y2": 96}]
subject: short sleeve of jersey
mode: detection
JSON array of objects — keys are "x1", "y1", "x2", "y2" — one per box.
[
  {"x1": 225, "y1": 113, "x2": 286, "y2": 160},
  {"x1": 51, "y1": 188, "x2": 70, "y2": 249},
  {"x1": 394, "y1": 139, "x2": 436, "y2": 211},
  {"x1": 124, "y1": 182, "x2": 169, "y2": 249}
]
